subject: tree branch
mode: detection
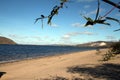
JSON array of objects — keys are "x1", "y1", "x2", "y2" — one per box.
[{"x1": 102, "y1": 0, "x2": 120, "y2": 9}]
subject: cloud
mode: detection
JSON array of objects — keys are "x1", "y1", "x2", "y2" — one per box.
[
  {"x1": 9, "y1": 34, "x2": 42, "y2": 41},
  {"x1": 86, "y1": 10, "x2": 96, "y2": 16},
  {"x1": 85, "y1": 8, "x2": 104, "y2": 16},
  {"x1": 106, "y1": 36, "x2": 116, "y2": 40},
  {"x1": 116, "y1": 13, "x2": 120, "y2": 16},
  {"x1": 61, "y1": 31, "x2": 95, "y2": 45},
  {"x1": 71, "y1": 23, "x2": 84, "y2": 27},
  {"x1": 62, "y1": 32, "x2": 79, "y2": 39},
  {"x1": 77, "y1": 0, "x2": 95, "y2": 2},
  {"x1": 71, "y1": 22, "x2": 92, "y2": 28},
  {"x1": 51, "y1": 23, "x2": 59, "y2": 27},
  {"x1": 8, "y1": 34, "x2": 43, "y2": 44},
  {"x1": 9, "y1": 34, "x2": 28, "y2": 39},
  {"x1": 62, "y1": 34, "x2": 71, "y2": 40},
  {"x1": 62, "y1": 31, "x2": 95, "y2": 40},
  {"x1": 0, "y1": 33, "x2": 3, "y2": 36},
  {"x1": 32, "y1": 36, "x2": 41, "y2": 41},
  {"x1": 80, "y1": 31, "x2": 95, "y2": 35},
  {"x1": 84, "y1": 5, "x2": 91, "y2": 8},
  {"x1": 44, "y1": 36, "x2": 49, "y2": 39}
]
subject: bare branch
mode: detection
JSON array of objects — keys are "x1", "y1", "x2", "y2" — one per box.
[
  {"x1": 95, "y1": 0, "x2": 100, "y2": 21},
  {"x1": 102, "y1": 0, "x2": 120, "y2": 9}
]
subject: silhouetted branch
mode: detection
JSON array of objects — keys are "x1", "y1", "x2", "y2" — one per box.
[
  {"x1": 35, "y1": 0, "x2": 120, "y2": 31},
  {"x1": 114, "y1": 29, "x2": 120, "y2": 32},
  {"x1": 35, "y1": 0, "x2": 68, "y2": 28},
  {"x1": 83, "y1": 0, "x2": 120, "y2": 27},
  {"x1": 102, "y1": 0, "x2": 120, "y2": 9},
  {"x1": 106, "y1": 17, "x2": 120, "y2": 24},
  {"x1": 0, "y1": 72, "x2": 6, "y2": 78},
  {"x1": 95, "y1": 0, "x2": 100, "y2": 21}
]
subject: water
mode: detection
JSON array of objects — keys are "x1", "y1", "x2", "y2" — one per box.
[{"x1": 0, "y1": 44, "x2": 98, "y2": 63}]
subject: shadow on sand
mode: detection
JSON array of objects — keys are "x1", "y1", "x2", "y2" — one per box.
[
  {"x1": 0, "y1": 72, "x2": 6, "y2": 78},
  {"x1": 67, "y1": 63, "x2": 120, "y2": 80}
]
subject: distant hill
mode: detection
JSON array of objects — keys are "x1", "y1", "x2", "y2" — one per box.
[
  {"x1": 0, "y1": 36, "x2": 16, "y2": 44},
  {"x1": 77, "y1": 41, "x2": 114, "y2": 47}
]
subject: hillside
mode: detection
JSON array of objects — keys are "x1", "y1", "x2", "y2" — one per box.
[{"x1": 0, "y1": 36, "x2": 16, "y2": 44}]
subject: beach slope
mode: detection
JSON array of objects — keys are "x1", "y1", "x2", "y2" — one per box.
[{"x1": 0, "y1": 49, "x2": 120, "y2": 80}]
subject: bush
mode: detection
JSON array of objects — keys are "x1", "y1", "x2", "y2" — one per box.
[
  {"x1": 102, "y1": 41, "x2": 120, "y2": 61},
  {"x1": 110, "y1": 41, "x2": 120, "y2": 54}
]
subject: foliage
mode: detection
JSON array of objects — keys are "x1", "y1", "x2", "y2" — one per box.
[
  {"x1": 110, "y1": 41, "x2": 120, "y2": 54},
  {"x1": 102, "y1": 0, "x2": 120, "y2": 10},
  {"x1": 34, "y1": 0, "x2": 68, "y2": 28},
  {"x1": 35, "y1": 0, "x2": 120, "y2": 31},
  {"x1": 83, "y1": 0, "x2": 120, "y2": 28},
  {"x1": 102, "y1": 41, "x2": 120, "y2": 61}
]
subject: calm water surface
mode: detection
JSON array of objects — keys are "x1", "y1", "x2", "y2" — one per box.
[{"x1": 0, "y1": 44, "x2": 98, "y2": 63}]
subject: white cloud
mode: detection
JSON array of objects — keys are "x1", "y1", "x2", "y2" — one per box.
[
  {"x1": 106, "y1": 36, "x2": 116, "y2": 41},
  {"x1": 62, "y1": 34, "x2": 71, "y2": 40},
  {"x1": 84, "y1": 5, "x2": 90, "y2": 8},
  {"x1": 61, "y1": 31, "x2": 95, "y2": 45},
  {"x1": 0, "y1": 33, "x2": 2, "y2": 36},
  {"x1": 72, "y1": 22, "x2": 93, "y2": 28},
  {"x1": 86, "y1": 10, "x2": 96, "y2": 16},
  {"x1": 116, "y1": 13, "x2": 120, "y2": 16},
  {"x1": 85, "y1": 8, "x2": 104, "y2": 16},
  {"x1": 9, "y1": 34, "x2": 42, "y2": 41},
  {"x1": 80, "y1": 31, "x2": 94, "y2": 35},
  {"x1": 8, "y1": 34, "x2": 43, "y2": 44},
  {"x1": 51, "y1": 23, "x2": 59, "y2": 27},
  {"x1": 72, "y1": 23, "x2": 84, "y2": 27},
  {"x1": 44, "y1": 36, "x2": 49, "y2": 39},
  {"x1": 32, "y1": 36, "x2": 41, "y2": 41},
  {"x1": 62, "y1": 31, "x2": 95, "y2": 40},
  {"x1": 9, "y1": 34, "x2": 28, "y2": 39}
]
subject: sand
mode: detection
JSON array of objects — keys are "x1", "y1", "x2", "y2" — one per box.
[{"x1": 0, "y1": 49, "x2": 120, "y2": 80}]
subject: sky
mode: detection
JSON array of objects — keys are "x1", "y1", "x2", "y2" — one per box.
[{"x1": 0, "y1": 0, "x2": 120, "y2": 45}]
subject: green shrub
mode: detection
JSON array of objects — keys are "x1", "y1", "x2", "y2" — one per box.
[
  {"x1": 110, "y1": 41, "x2": 120, "y2": 54},
  {"x1": 102, "y1": 41, "x2": 120, "y2": 61}
]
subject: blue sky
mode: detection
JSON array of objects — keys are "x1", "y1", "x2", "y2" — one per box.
[{"x1": 0, "y1": 0, "x2": 120, "y2": 45}]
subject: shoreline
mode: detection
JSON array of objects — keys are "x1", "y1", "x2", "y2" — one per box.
[
  {"x1": 0, "y1": 48, "x2": 99, "y2": 65},
  {"x1": 0, "y1": 44, "x2": 107, "y2": 65},
  {"x1": 0, "y1": 49, "x2": 119, "y2": 80}
]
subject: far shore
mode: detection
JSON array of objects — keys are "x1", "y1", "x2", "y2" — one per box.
[{"x1": 0, "y1": 49, "x2": 120, "y2": 80}]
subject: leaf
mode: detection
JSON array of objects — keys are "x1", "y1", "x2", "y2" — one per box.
[
  {"x1": 83, "y1": 16, "x2": 94, "y2": 22},
  {"x1": 95, "y1": 0, "x2": 100, "y2": 20},
  {"x1": 106, "y1": 17, "x2": 120, "y2": 24},
  {"x1": 41, "y1": 15, "x2": 45, "y2": 18},
  {"x1": 54, "y1": 9, "x2": 59, "y2": 15},
  {"x1": 95, "y1": 19, "x2": 106, "y2": 23},
  {"x1": 34, "y1": 15, "x2": 45, "y2": 24},
  {"x1": 83, "y1": 16, "x2": 94, "y2": 26},
  {"x1": 114, "y1": 28, "x2": 120, "y2": 32},
  {"x1": 34, "y1": 17, "x2": 42, "y2": 24},
  {"x1": 41, "y1": 19, "x2": 43, "y2": 29},
  {"x1": 100, "y1": 22, "x2": 111, "y2": 26},
  {"x1": 47, "y1": 16, "x2": 52, "y2": 25},
  {"x1": 85, "y1": 21, "x2": 94, "y2": 26}
]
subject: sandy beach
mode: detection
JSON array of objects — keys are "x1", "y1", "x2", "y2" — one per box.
[{"x1": 0, "y1": 49, "x2": 120, "y2": 80}]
